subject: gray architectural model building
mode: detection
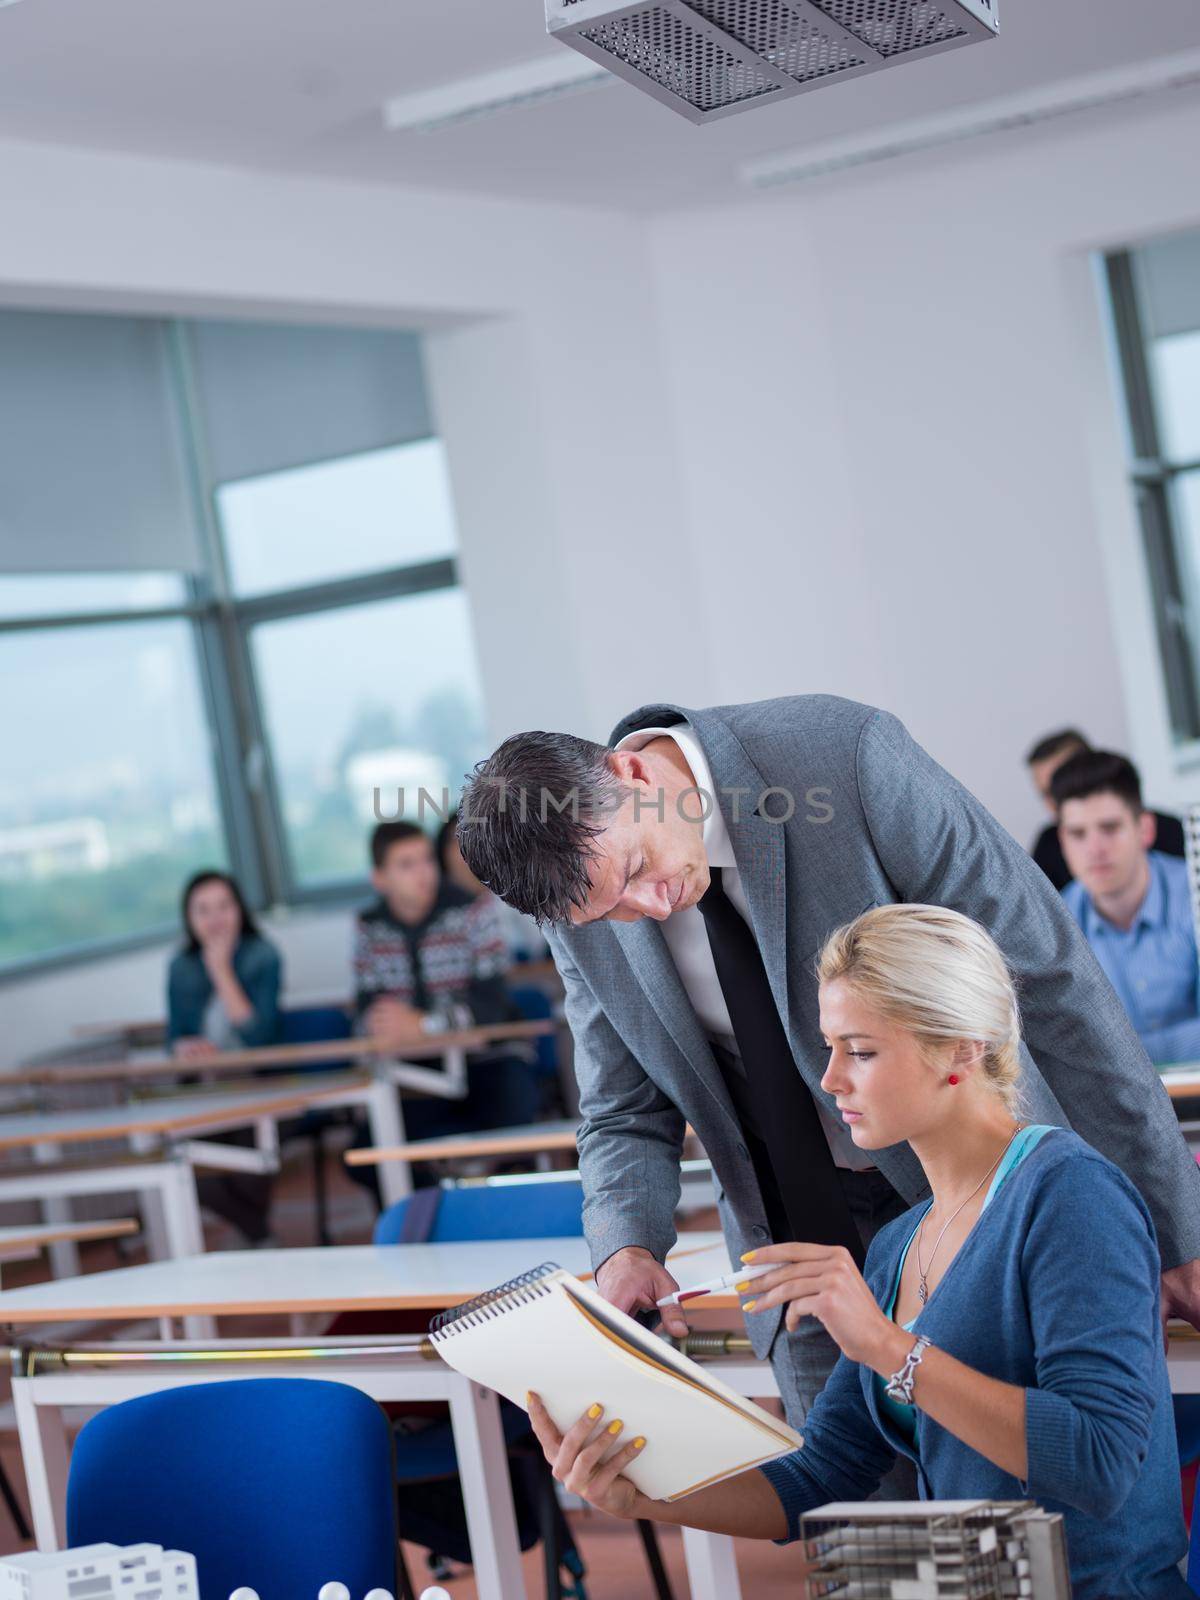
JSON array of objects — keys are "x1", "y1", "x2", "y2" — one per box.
[{"x1": 800, "y1": 1500, "x2": 1072, "y2": 1598}]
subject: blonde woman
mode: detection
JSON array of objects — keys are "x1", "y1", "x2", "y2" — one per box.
[{"x1": 530, "y1": 905, "x2": 1190, "y2": 1598}]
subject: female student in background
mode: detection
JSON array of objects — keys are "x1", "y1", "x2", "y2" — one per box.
[
  {"x1": 166, "y1": 870, "x2": 283, "y2": 1244},
  {"x1": 531, "y1": 905, "x2": 1191, "y2": 1599}
]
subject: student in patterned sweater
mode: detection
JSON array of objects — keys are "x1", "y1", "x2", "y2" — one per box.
[{"x1": 353, "y1": 820, "x2": 540, "y2": 1142}]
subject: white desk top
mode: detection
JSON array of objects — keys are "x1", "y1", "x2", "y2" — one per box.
[
  {"x1": 1161, "y1": 1066, "x2": 1200, "y2": 1099},
  {"x1": 0, "y1": 1231, "x2": 730, "y2": 1324},
  {"x1": 346, "y1": 1118, "x2": 581, "y2": 1166},
  {"x1": 0, "y1": 1074, "x2": 365, "y2": 1153},
  {"x1": 0, "y1": 1220, "x2": 139, "y2": 1259}
]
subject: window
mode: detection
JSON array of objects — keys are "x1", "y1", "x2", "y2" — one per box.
[
  {"x1": 0, "y1": 605, "x2": 225, "y2": 965},
  {"x1": 1105, "y1": 235, "x2": 1200, "y2": 746},
  {"x1": 0, "y1": 313, "x2": 486, "y2": 972},
  {"x1": 250, "y1": 586, "x2": 486, "y2": 886},
  {"x1": 216, "y1": 439, "x2": 459, "y2": 599}
]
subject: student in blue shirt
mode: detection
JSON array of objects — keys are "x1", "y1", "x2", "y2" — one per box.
[
  {"x1": 1054, "y1": 750, "x2": 1200, "y2": 1068},
  {"x1": 529, "y1": 905, "x2": 1190, "y2": 1599}
]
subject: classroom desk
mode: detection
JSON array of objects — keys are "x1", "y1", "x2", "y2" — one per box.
[
  {"x1": 344, "y1": 1117, "x2": 582, "y2": 1168},
  {"x1": 1161, "y1": 1066, "x2": 1200, "y2": 1100},
  {"x1": 1, "y1": 1232, "x2": 729, "y2": 1600},
  {"x1": 0, "y1": 1221, "x2": 138, "y2": 1286},
  {"x1": 0, "y1": 1231, "x2": 729, "y2": 1325},
  {"x1": 0, "y1": 1073, "x2": 401, "y2": 1281},
  {"x1": 7, "y1": 1019, "x2": 553, "y2": 1089}
]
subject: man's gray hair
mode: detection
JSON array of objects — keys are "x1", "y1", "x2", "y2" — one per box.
[{"x1": 457, "y1": 731, "x2": 626, "y2": 924}]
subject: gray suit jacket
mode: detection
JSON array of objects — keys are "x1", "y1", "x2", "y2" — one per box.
[{"x1": 548, "y1": 696, "x2": 1200, "y2": 1359}]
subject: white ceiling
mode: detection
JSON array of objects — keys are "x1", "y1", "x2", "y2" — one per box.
[{"x1": 0, "y1": 0, "x2": 1197, "y2": 212}]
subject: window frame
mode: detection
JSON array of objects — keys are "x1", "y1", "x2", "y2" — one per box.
[
  {"x1": 0, "y1": 314, "x2": 473, "y2": 980},
  {"x1": 1105, "y1": 249, "x2": 1200, "y2": 752}
]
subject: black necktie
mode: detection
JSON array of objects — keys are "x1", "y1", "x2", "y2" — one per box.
[{"x1": 697, "y1": 867, "x2": 863, "y2": 1261}]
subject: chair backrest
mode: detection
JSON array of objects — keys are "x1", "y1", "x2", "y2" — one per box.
[
  {"x1": 507, "y1": 985, "x2": 558, "y2": 1079},
  {"x1": 374, "y1": 1176, "x2": 585, "y2": 1245},
  {"x1": 66, "y1": 1378, "x2": 397, "y2": 1600},
  {"x1": 280, "y1": 1005, "x2": 353, "y2": 1075}
]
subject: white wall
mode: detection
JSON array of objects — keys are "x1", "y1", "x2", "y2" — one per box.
[
  {"x1": 648, "y1": 94, "x2": 1200, "y2": 850},
  {"x1": 6, "y1": 94, "x2": 1200, "y2": 1057},
  {"x1": 0, "y1": 139, "x2": 711, "y2": 1058}
]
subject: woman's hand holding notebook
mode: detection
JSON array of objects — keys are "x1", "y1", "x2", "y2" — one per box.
[{"x1": 430, "y1": 1262, "x2": 800, "y2": 1502}]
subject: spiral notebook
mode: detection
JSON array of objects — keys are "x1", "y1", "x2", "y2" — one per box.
[{"x1": 429, "y1": 1262, "x2": 801, "y2": 1502}]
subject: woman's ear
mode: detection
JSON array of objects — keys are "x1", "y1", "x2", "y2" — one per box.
[{"x1": 951, "y1": 1039, "x2": 987, "y2": 1077}]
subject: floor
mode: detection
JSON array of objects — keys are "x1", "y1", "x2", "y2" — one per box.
[{"x1": 0, "y1": 1139, "x2": 804, "y2": 1595}]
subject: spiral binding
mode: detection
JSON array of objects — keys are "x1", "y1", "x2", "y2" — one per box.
[{"x1": 429, "y1": 1262, "x2": 561, "y2": 1336}]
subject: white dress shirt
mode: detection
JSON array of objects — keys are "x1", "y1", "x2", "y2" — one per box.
[{"x1": 615, "y1": 721, "x2": 874, "y2": 1172}]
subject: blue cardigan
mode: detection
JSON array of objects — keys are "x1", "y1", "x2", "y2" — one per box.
[
  {"x1": 761, "y1": 1131, "x2": 1189, "y2": 1598},
  {"x1": 166, "y1": 935, "x2": 283, "y2": 1050}
]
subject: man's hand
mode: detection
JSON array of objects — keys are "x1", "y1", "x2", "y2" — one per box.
[
  {"x1": 365, "y1": 998, "x2": 429, "y2": 1046},
  {"x1": 173, "y1": 1036, "x2": 218, "y2": 1062},
  {"x1": 594, "y1": 1246, "x2": 689, "y2": 1338},
  {"x1": 1162, "y1": 1259, "x2": 1200, "y2": 1335}
]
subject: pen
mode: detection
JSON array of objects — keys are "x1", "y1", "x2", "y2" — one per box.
[{"x1": 655, "y1": 1263, "x2": 774, "y2": 1307}]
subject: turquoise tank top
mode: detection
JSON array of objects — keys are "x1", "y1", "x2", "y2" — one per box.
[{"x1": 875, "y1": 1125, "x2": 1056, "y2": 1441}]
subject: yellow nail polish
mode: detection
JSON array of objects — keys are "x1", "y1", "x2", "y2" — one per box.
[
  {"x1": 735, "y1": 1280, "x2": 751, "y2": 1292},
  {"x1": 587, "y1": 1404, "x2": 602, "y2": 1420},
  {"x1": 633, "y1": 1436, "x2": 646, "y2": 1450},
  {"x1": 743, "y1": 1299, "x2": 757, "y2": 1311},
  {"x1": 607, "y1": 1419, "x2": 624, "y2": 1435},
  {"x1": 741, "y1": 1250, "x2": 757, "y2": 1262}
]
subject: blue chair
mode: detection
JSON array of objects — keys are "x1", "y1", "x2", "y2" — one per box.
[
  {"x1": 374, "y1": 1176, "x2": 585, "y2": 1245},
  {"x1": 377, "y1": 1178, "x2": 676, "y2": 1600},
  {"x1": 279, "y1": 1004, "x2": 353, "y2": 1069},
  {"x1": 279, "y1": 1004, "x2": 354, "y2": 1245},
  {"x1": 66, "y1": 1377, "x2": 403, "y2": 1600},
  {"x1": 508, "y1": 984, "x2": 560, "y2": 1084}
]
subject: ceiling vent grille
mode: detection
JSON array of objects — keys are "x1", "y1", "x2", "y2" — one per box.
[{"x1": 546, "y1": 0, "x2": 997, "y2": 123}]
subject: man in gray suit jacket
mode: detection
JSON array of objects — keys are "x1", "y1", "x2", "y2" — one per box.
[{"x1": 458, "y1": 696, "x2": 1200, "y2": 1424}]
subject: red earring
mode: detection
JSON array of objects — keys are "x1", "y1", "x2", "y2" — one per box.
[{"x1": 947, "y1": 1074, "x2": 960, "y2": 1086}]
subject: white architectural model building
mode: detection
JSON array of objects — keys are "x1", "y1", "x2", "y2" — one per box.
[
  {"x1": 0, "y1": 1544, "x2": 198, "y2": 1600},
  {"x1": 800, "y1": 1500, "x2": 1071, "y2": 1599}
]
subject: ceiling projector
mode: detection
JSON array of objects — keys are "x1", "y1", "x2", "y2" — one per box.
[{"x1": 546, "y1": 0, "x2": 998, "y2": 123}]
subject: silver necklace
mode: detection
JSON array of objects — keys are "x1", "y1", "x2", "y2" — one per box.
[{"x1": 915, "y1": 1126, "x2": 1024, "y2": 1305}]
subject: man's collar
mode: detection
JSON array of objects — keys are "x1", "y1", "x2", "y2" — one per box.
[
  {"x1": 614, "y1": 720, "x2": 735, "y2": 869},
  {"x1": 1081, "y1": 854, "x2": 1163, "y2": 938}
]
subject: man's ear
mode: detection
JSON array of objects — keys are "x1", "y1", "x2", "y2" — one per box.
[
  {"x1": 1140, "y1": 809, "x2": 1157, "y2": 851},
  {"x1": 369, "y1": 867, "x2": 387, "y2": 895},
  {"x1": 610, "y1": 748, "x2": 651, "y2": 788}
]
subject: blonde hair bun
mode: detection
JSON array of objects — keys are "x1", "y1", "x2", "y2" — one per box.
[{"x1": 817, "y1": 904, "x2": 1023, "y2": 1112}]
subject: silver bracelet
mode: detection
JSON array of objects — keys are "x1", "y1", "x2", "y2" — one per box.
[{"x1": 883, "y1": 1334, "x2": 932, "y2": 1405}]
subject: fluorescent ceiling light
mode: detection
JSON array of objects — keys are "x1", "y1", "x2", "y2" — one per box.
[
  {"x1": 741, "y1": 44, "x2": 1200, "y2": 188},
  {"x1": 383, "y1": 54, "x2": 610, "y2": 134}
]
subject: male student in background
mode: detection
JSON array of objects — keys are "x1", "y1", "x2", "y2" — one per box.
[
  {"x1": 353, "y1": 820, "x2": 539, "y2": 1142},
  {"x1": 1027, "y1": 727, "x2": 1185, "y2": 889},
  {"x1": 1056, "y1": 749, "x2": 1200, "y2": 1066}
]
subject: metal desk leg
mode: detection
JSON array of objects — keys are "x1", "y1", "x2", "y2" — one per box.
[
  {"x1": 129, "y1": 1132, "x2": 172, "y2": 1263},
  {"x1": 682, "y1": 1527, "x2": 743, "y2": 1600},
  {"x1": 447, "y1": 1379, "x2": 527, "y2": 1600},
  {"x1": 11, "y1": 1383, "x2": 69, "y2": 1550},
  {"x1": 160, "y1": 1159, "x2": 215, "y2": 1341},
  {"x1": 366, "y1": 1074, "x2": 410, "y2": 1209},
  {"x1": 33, "y1": 1145, "x2": 80, "y2": 1281}
]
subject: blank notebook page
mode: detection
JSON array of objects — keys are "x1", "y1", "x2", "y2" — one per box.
[{"x1": 432, "y1": 1267, "x2": 800, "y2": 1502}]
